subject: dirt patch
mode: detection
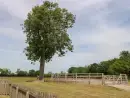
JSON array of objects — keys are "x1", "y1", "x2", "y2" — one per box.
[
  {"x1": 26, "y1": 80, "x2": 36, "y2": 82},
  {"x1": 108, "y1": 85, "x2": 130, "y2": 91}
]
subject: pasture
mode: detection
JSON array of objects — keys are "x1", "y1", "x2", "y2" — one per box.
[
  {"x1": 0, "y1": 96, "x2": 9, "y2": 98},
  {"x1": 2, "y1": 77, "x2": 130, "y2": 98}
]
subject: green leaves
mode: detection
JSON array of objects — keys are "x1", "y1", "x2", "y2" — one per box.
[
  {"x1": 22, "y1": 1, "x2": 75, "y2": 63},
  {"x1": 68, "y1": 51, "x2": 130, "y2": 76},
  {"x1": 109, "y1": 51, "x2": 130, "y2": 75}
]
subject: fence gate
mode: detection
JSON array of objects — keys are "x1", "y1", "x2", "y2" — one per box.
[
  {"x1": 103, "y1": 74, "x2": 128, "y2": 85},
  {"x1": 0, "y1": 79, "x2": 9, "y2": 95}
]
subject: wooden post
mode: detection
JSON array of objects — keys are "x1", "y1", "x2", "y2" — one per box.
[
  {"x1": 76, "y1": 73, "x2": 77, "y2": 82},
  {"x1": 26, "y1": 91, "x2": 29, "y2": 98},
  {"x1": 51, "y1": 74, "x2": 53, "y2": 80},
  {"x1": 72, "y1": 73, "x2": 74, "y2": 81},
  {"x1": 66, "y1": 73, "x2": 68, "y2": 81},
  {"x1": 65, "y1": 73, "x2": 67, "y2": 82},
  {"x1": 112, "y1": 75, "x2": 114, "y2": 84},
  {"x1": 102, "y1": 73, "x2": 104, "y2": 85},
  {"x1": 113, "y1": 75, "x2": 115, "y2": 85},
  {"x1": 16, "y1": 86, "x2": 19, "y2": 98},
  {"x1": 9, "y1": 84, "x2": 12, "y2": 96},
  {"x1": 58, "y1": 74, "x2": 60, "y2": 83},
  {"x1": 121, "y1": 74, "x2": 122, "y2": 84},
  {"x1": 4, "y1": 81, "x2": 7, "y2": 95},
  {"x1": 126, "y1": 74, "x2": 128, "y2": 84},
  {"x1": 88, "y1": 73, "x2": 90, "y2": 84},
  {"x1": 56, "y1": 74, "x2": 58, "y2": 82}
]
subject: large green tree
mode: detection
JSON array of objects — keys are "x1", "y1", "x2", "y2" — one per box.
[
  {"x1": 87, "y1": 63, "x2": 99, "y2": 73},
  {"x1": 0, "y1": 68, "x2": 11, "y2": 76},
  {"x1": 97, "y1": 59, "x2": 117, "y2": 74},
  {"x1": 22, "y1": 1, "x2": 75, "y2": 80},
  {"x1": 109, "y1": 51, "x2": 130, "y2": 75}
]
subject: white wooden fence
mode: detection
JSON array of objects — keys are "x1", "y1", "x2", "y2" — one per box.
[
  {"x1": 103, "y1": 74, "x2": 128, "y2": 85},
  {"x1": 0, "y1": 79, "x2": 9, "y2": 95},
  {"x1": 51, "y1": 73, "x2": 128, "y2": 85},
  {"x1": 0, "y1": 79, "x2": 57, "y2": 98}
]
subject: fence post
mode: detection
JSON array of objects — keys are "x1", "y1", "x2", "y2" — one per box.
[
  {"x1": 76, "y1": 73, "x2": 77, "y2": 82},
  {"x1": 121, "y1": 74, "x2": 122, "y2": 84},
  {"x1": 126, "y1": 74, "x2": 128, "y2": 84},
  {"x1": 102, "y1": 73, "x2": 104, "y2": 85},
  {"x1": 4, "y1": 80, "x2": 7, "y2": 95},
  {"x1": 113, "y1": 75, "x2": 115, "y2": 85},
  {"x1": 65, "y1": 73, "x2": 67, "y2": 82},
  {"x1": 56, "y1": 74, "x2": 58, "y2": 82},
  {"x1": 58, "y1": 74, "x2": 60, "y2": 83},
  {"x1": 88, "y1": 73, "x2": 90, "y2": 84},
  {"x1": 9, "y1": 84, "x2": 12, "y2": 96},
  {"x1": 51, "y1": 74, "x2": 53, "y2": 80},
  {"x1": 26, "y1": 91, "x2": 29, "y2": 98},
  {"x1": 72, "y1": 73, "x2": 74, "y2": 80},
  {"x1": 16, "y1": 86, "x2": 19, "y2": 98}
]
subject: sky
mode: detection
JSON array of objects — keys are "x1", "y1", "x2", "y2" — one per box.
[{"x1": 0, "y1": 0, "x2": 130, "y2": 73}]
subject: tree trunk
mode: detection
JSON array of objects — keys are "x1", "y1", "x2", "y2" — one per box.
[{"x1": 39, "y1": 56, "x2": 45, "y2": 81}]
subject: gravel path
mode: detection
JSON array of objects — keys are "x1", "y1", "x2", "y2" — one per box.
[{"x1": 108, "y1": 85, "x2": 130, "y2": 91}]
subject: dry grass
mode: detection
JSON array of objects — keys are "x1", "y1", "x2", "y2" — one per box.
[
  {"x1": 7, "y1": 77, "x2": 130, "y2": 98},
  {"x1": 0, "y1": 96, "x2": 9, "y2": 98},
  {"x1": 128, "y1": 80, "x2": 130, "y2": 85}
]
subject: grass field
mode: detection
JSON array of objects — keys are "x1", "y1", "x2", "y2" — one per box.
[
  {"x1": 2, "y1": 77, "x2": 129, "y2": 98},
  {"x1": 0, "y1": 96, "x2": 9, "y2": 98}
]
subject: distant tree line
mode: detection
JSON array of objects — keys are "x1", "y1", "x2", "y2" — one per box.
[
  {"x1": 0, "y1": 68, "x2": 52, "y2": 77},
  {"x1": 68, "y1": 51, "x2": 130, "y2": 76}
]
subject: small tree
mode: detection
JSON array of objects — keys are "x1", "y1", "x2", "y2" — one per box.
[
  {"x1": 22, "y1": 1, "x2": 75, "y2": 80},
  {"x1": 16, "y1": 69, "x2": 28, "y2": 76},
  {"x1": 29, "y1": 69, "x2": 36, "y2": 76},
  {"x1": 0, "y1": 68, "x2": 11, "y2": 76}
]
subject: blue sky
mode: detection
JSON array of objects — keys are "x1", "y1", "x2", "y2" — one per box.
[{"x1": 0, "y1": 0, "x2": 130, "y2": 73}]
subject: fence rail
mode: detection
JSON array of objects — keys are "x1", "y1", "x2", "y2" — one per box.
[
  {"x1": 0, "y1": 79, "x2": 57, "y2": 98},
  {"x1": 51, "y1": 73, "x2": 128, "y2": 85},
  {"x1": 103, "y1": 74, "x2": 128, "y2": 85}
]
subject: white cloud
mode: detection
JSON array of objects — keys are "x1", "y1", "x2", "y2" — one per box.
[
  {"x1": 46, "y1": 52, "x2": 96, "y2": 72},
  {"x1": 0, "y1": 0, "x2": 111, "y2": 19},
  {"x1": 0, "y1": 27, "x2": 25, "y2": 40},
  {"x1": 59, "y1": 0, "x2": 111, "y2": 12},
  {"x1": 0, "y1": 0, "x2": 40, "y2": 19},
  {"x1": 0, "y1": 48, "x2": 21, "y2": 53},
  {"x1": 72, "y1": 22, "x2": 130, "y2": 62},
  {"x1": 80, "y1": 26, "x2": 130, "y2": 46}
]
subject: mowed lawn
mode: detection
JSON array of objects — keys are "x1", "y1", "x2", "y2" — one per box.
[{"x1": 6, "y1": 77, "x2": 130, "y2": 98}]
